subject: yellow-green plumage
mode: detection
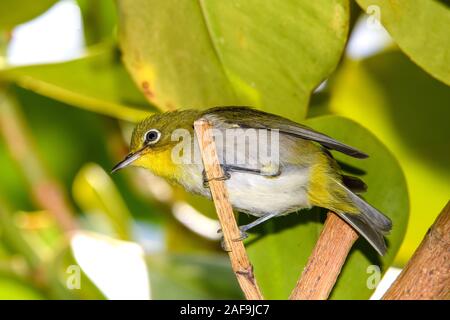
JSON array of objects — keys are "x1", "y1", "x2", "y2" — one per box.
[{"x1": 114, "y1": 106, "x2": 392, "y2": 255}]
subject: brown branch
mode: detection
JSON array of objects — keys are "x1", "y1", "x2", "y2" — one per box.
[
  {"x1": 194, "y1": 118, "x2": 263, "y2": 300},
  {"x1": 383, "y1": 201, "x2": 450, "y2": 300},
  {"x1": 289, "y1": 212, "x2": 358, "y2": 300}
]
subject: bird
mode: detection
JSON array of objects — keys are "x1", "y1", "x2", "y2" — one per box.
[{"x1": 112, "y1": 106, "x2": 392, "y2": 255}]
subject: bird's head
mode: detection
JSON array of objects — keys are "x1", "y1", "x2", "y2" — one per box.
[{"x1": 111, "y1": 110, "x2": 199, "y2": 174}]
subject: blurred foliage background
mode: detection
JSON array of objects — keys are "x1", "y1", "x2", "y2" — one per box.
[{"x1": 0, "y1": 0, "x2": 448, "y2": 299}]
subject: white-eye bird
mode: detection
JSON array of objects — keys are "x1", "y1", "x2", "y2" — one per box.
[{"x1": 112, "y1": 106, "x2": 392, "y2": 255}]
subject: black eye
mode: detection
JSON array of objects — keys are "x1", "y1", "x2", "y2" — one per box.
[{"x1": 144, "y1": 129, "x2": 161, "y2": 144}]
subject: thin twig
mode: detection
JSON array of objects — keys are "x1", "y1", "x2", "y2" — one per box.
[
  {"x1": 194, "y1": 118, "x2": 263, "y2": 300},
  {"x1": 383, "y1": 201, "x2": 450, "y2": 300},
  {"x1": 289, "y1": 212, "x2": 358, "y2": 300}
]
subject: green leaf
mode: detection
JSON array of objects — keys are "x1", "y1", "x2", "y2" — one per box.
[
  {"x1": 73, "y1": 163, "x2": 133, "y2": 240},
  {"x1": 245, "y1": 115, "x2": 408, "y2": 299},
  {"x1": 0, "y1": 0, "x2": 57, "y2": 30},
  {"x1": 51, "y1": 242, "x2": 106, "y2": 300},
  {"x1": 328, "y1": 50, "x2": 450, "y2": 265},
  {"x1": 0, "y1": 46, "x2": 153, "y2": 122},
  {"x1": 70, "y1": 232, "x2": 147, "y2": 299},
  {"x1": 146, "y1": 254, "x2": 243, "y2": 299},
  {"x1": 116, "y1": 0, "x2": 350, "y2": 120},
  {"x1": 77, "y1": 0, "x2": 117, "y2": 45},
  {"x1": 356, "y1": 0, "x2": 450, "y2": 86}
]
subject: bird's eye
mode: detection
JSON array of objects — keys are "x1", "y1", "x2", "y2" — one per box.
[{"x1": 144, "y1": 129, "x2": 161, "y2": 144}]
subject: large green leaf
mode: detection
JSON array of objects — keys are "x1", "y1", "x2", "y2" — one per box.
[
  {"x1": 328, "y1": 50, "x2": 450, "y2": 265},
  {"x1": 245, "y1": 115, "x2": 408, "y2": 299},
  {"x1": 116, "y1": 0, "x2": 350, "y2": 120},
  {"x1": 0, "y1": 0, "x2": 57, "y2": 30},
  {"x1": 356, "y1": 0, "x2": 450, "y2": 86},
  {"x1": 0, "y1": 47, "x2": 153, "y2": 122}
]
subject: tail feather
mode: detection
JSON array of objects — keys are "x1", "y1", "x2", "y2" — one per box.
[
  {"x1": 337, "y1": 185, "x2": 392, "y2": 256},
  {"x1": 336, "y1": 212, "x2": 389, "y2": 255},
  {"x1": 342, "y1": 175, "x2": 368, "y2": 193},
  {"x1": 346, "y1": 189, "x2": 392, "y2": 233}
]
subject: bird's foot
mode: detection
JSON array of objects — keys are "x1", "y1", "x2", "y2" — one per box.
[
  {"x1": 234, "y1": 227, "x2": 249, "y2": 241},
  {"x1": 220, "y1": 237, "x2": 231, "y2": 252},
  {"x1": 202, "y1": 168, "x2": 231, "y2": 188},
  {"x1": 217, "y1": 226, "x2": 249, "y2": 251}
]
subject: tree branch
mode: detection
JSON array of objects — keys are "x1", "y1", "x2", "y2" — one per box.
[
  {"x1": 194, "y1": 118, "x2": 263, "y2": 300},
  {"x1": 383, "y1": 201, "x2": 450, "y2": 300},
  {"x1": 289, "y1": 212, "x2": 358, "y2": 300}
]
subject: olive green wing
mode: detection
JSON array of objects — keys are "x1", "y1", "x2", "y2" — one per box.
[{"x1": 202, "y1": 106, "x2": 368, "y2": 159}]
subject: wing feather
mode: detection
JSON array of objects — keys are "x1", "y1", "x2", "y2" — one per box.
[{"x1": 202, "y1": 107, "x2": 368, "y2": 159}]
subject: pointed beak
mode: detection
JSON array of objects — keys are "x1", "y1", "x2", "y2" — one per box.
[{"x1": 111, "y1": 149, "x2": 144, "y2": 173}]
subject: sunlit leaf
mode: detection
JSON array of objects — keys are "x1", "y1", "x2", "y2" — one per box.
[
  {"x1": 73, "y1": 163, "x2": 133, "y2": 240},
  {"x1": 0, "y1": 0, "x2": 57, "y2": 30},
  {"x1": 328, "y1": 50, "x2": 450, "y2": 265},
  {"x1": 356, "y1": 0, "x2": 450, "y2": 86},
  {"x1": 117, "y1": 0, "x2": 350, "y2": 120},
  {"x1": 70, "y1": 231, "x2": 144, "y2": 299},
  {"x1": 245, "y1": 115, "x2": 408, "y2": 299},
  {"x1": 0, "y1": 46, "x2": 153, "y2": 122},
  {"x1": 54, "y1": 243, "x2": 106, "y2": 300}
]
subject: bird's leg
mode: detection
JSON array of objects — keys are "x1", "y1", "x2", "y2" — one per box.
[
  {"x1": 202, "y1": 170, "x2": 208, "y2": 188},
  {"x1": 237, "y1": 212, "x2": 279, "y2": 238},
  {"x1": 203, "y1": 164, "x2": 280, "y2": 187},
  {"x1": 223, "y1": 165, "x2": 280, "y2": 177},
  {"x1": 202, "y1": 166, "x2": 231, "y2": 188},
  {"x1": 217, "y1": 212, "x2": 279, "y2": 249},
  {"x1": 220, "y1": 237, "x2": 231, "y2": 252}
]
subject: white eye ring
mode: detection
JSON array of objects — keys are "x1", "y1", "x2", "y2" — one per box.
[{"x1": 144, "y1": 129, "x2": 161, "y2": 145}]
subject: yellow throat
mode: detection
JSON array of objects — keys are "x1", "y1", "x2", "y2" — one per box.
[{"x1": 132, "y1": 147, "x2": 182, "y2": 181}]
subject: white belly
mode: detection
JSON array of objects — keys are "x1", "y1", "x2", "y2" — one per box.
[
  {"x1": 224, "y1": 166, "x2": 311, "y2": 216},
  {"x1": 177, "y1": 161, "x2": 312, "y2": 217}
]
